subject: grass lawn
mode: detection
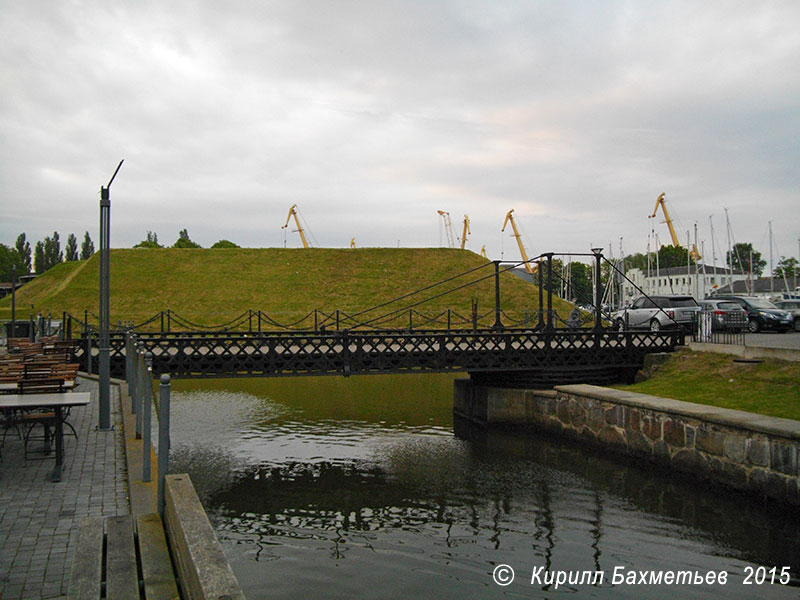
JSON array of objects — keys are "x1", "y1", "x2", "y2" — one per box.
[
  {"x1": 615, "y1": 349, "x2": 800, "y2": 421},
  {"x1": 0, "y1": 247, "x2": 580, "y2": 330}
]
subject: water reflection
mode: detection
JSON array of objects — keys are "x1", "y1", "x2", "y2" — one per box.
[{"x1": 167, "y1": 375, "x2": 799, "y2": 599}]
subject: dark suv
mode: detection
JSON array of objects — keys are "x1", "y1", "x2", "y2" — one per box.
[
  {"x1": 611, "y1": 295, "x2": 700, "y2": 331},
  {"x1": 712, "y1": 295, "x2": 793, "y2": 333}
]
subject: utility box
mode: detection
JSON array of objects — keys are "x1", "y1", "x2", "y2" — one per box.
[{"x1": 4, "y1": 321, "x2": 31, "y2": 339}]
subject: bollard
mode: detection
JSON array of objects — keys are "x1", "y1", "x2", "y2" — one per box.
[
  {"x1": 86, "y1": 332, "x2": 93, "y2": 374},
  {"x1": 126, "y1": 333, "x2": 136, "y2": 412},
  {"x1": 157, "y1": 374, "x2": 171, "y2": 517},
  {"x1": 143, "y1": 352, "x2": 153, "y2": 482},
  {"x1": 135, "y1": 343, "x2": 145, "y2": 439}
]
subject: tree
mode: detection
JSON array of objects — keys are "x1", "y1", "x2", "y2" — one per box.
[
  {"x1": 774, "y1": 256, "x2": 799, "y2": 279},
  {"x1": 134, "y1": 231, "x2": 163, "y2": 248},
  {"x1": 727, "y1": 242, "x2": 765, "y2": 276},
  {"x1": 656, "y1": 244, "x2": 695, "y2": 270},
  {"x1": 568, "y1": 261, "x2": 593, "y2": 305},
  {"x1": 65, "y1": 233, "x2": 79, "y2": 261},
  {"x1": 173, "y1": 229, "x2": 201, "y2": 248},
  {"x1": 80, "y1": 231, "x2": 95, "y2": 260},
  {"x1": 0, "y1": 244, "x2": 25, "y2": 281},
  {"x1": 43, "y1": 231, "x2": 63, "y2": 270},
  {"x1": 210, "y1": 239, "x2": 239, "y2": 248},
  {"x1": 34, "y1": 241, "x2": 45, "y2": 274},
  {"x1": 623, "y1": 252, "x2": 649, "y2": 272},
  {"x1": 15, "y1": 233, "x2": 31, "y2": 274}
]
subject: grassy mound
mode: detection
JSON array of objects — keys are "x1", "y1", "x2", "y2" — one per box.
[{"x1": 1, "y1": 248, "x2": 575, "y2": 330}]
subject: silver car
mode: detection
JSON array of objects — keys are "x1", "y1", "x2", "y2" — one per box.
[{"x1": 612, "y1": 295, "x2": 701, "y2": 331}]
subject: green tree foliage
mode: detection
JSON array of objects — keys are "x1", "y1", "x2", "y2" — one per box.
[
  {"x1": 43, "y1": 232, "x2": 63, "y2": 270},
  {"x1": 31, "y1": 232, "x2": 66, "y2": 273},
  {"x1": 34, "y1": 241, "x2": 45, "y2": 274},
  {"x1": 623, "y1": 252, "x2": 649, "y2": 272},
  {"x1": 727, "y1": 242, "x2": 765, "y2": 276},
  {"x1": 657, "y1": 244, "x2": 695, "y2": 270},
  {"x1": 134, "y1": 231, "x2": 163, "y2": 248},
  {"x1": 15, "y1": 233, "x2": 32, "y2": 274},
  {"x1": 80, "y1": 231, "x2": 95, "y2": 260},
  {"x1": 774, "y1": 256, "x2": 799, "y2": 279},
  {"x1": 211, "y1": 239, "x2": 239, "y2": 248},
  {"x1": 173, "y1": 229, "x2": 201, "y2": 248},
  {"x1": 65, "y1": 233, "x2": 79, "y2": 261},
  {"x1": 568, "y1": 261, "x2": 593, "y2": 304},
  {"x1": 0, "y1": 244, "x2": 25, "y2": 281}
]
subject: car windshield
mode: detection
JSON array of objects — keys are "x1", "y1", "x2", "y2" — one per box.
[
  {"x1": 718, "y1": 302, "x2": 743, "y2": 311},
  {"x1": 780, "y1": 301, "x2": 800, "y2": 309},
  {"x1": 749, "y1": 299, "x2": 778, "y2": 309},
  {"x1": 668, "y1": 298, "x2": 699, "y2": 308}
]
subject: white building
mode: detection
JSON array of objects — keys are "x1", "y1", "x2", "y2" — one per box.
[{"x1": 621, "y1": 265, "x2": 747, "y2": 303}]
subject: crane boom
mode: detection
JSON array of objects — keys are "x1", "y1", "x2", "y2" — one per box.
[
  {"x1": 437, "y1": 210, "x2": 456, "y2": 248},
  {"x1": 282, "y1": 204, "x2": 310, "y2": 248},
  {"x1": 649, "y1": 193, "x2": 680, "y2": 247},
  {"x1": 460, "y1": 214, "x2": 470, "y2": 250},
  {"x1": 501, "y1": 209, "x2": 536, "y2": 275},
  {"x1": 649, "y1": 193, "x2": 701, "y2": 259}
]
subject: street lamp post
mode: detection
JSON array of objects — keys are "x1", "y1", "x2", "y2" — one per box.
[
  {"x1": 98, "y1": 159, "x2": 123, "y2": 431},
  {"x1": 591, "y1": 247, "x2": 604, "y2": 331},
  {"x1": 10, "y1": 264, "x2": 16, "y2": 338}
]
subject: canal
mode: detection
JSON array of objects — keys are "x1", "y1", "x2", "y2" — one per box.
[{"x1": 167, "y1": 374, "x2": 799, "y2": 599}]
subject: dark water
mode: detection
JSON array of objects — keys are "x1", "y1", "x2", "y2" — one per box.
[{"x1": 167, "y1": 374, "x2": 799, "y2": 599}]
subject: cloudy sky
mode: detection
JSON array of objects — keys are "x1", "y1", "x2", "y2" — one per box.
[{"x1": 1, "y1": 0, "x2": 798, "y2": 268}]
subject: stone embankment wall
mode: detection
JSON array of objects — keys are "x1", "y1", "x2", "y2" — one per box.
[{"x1": 454, "y1": 380, "x2": 800, "y2": 506}]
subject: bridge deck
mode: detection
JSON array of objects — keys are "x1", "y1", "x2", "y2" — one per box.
[{"x1": 75, "y1": 328, "x2": 684, "y2": 384}]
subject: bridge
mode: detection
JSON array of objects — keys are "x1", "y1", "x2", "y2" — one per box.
[
  {"x1": 67, "y1": 252, "x2": 685, "y2": 387},
  {"x1": 74, "y1": 328, "x2": 683, "y2": 386}
]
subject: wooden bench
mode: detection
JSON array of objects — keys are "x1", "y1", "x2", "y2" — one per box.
[
  {"x1": 68, "y1": 513, "x2": 180, "y2": 600},
  {"x1": 69, "y1": 474, "x2": 244, "y2": 600}
]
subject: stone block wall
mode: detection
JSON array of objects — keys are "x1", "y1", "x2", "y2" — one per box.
[{"x1": 453, "y1": 380, "x2": 800, "y2": 506}]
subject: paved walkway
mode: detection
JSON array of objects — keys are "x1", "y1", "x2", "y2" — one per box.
[{"x1": 0, "y1": 378, "x2": 129, "y2": 599}]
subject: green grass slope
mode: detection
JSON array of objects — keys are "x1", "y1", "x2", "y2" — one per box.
[
  {"x1": 616, "y1": 350, "x2": 800, "y2": 421},
  {"x1": 1, "y1": 248, "x2": 575, "y2": 330}
]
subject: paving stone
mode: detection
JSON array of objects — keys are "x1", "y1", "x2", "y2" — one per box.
[{"x1": 0, "y1": 377, "x2": 129, "y2": 599}]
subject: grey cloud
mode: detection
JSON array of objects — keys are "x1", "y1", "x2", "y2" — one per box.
[{"x1": 1, "y1": 0, "x2": 798, "y2": 262}]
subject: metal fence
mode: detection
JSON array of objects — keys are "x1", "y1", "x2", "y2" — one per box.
[{"x1": 691, "y1": 311, "x2": 747, "y2": 345}]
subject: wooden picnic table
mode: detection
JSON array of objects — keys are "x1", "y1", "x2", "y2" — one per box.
[{"x1": 0, "y1": 392, "x2": 90, "y2": 481}]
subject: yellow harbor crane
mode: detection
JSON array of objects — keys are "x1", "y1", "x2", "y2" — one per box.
[
  {"x1": 502, "y1": 209, "x2": 536, "y2": 275},
  {"x1": 350, "y1": 237, "x2": 356, "y2": 249},
  {"x1": 649, "y1": 193, "x2": 701, "y2": 259},
  {"x1": 437, "y1": 210, "x2": 456, "y2": 248},
  {"x1": 282, "y1": 204, "x2": 310, "y2": 248},
  {"x1": 460, "y1": 215, "x2": 470, "y2": 250},
  {"x1": 480, "y1": 245, "x2": 487, "y2": 258}
]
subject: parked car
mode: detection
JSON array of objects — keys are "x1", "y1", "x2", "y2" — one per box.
[
  {"x1": 698, "y1": 299, "x2": 747, "y2": 332},
  {"x1": 712, "y1": 296, "x2": 793, "y2": 333},
  {"x1": 774, "y1": 299, "x2": 800, "y2": 331},
  {"x1": 611, "y1": 295, "x2": 701, "y2": 331}
]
